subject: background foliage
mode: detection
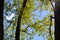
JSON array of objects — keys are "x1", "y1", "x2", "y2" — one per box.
[{"x1": 4, "y1": 0, "x2": 55, "y2": 40}]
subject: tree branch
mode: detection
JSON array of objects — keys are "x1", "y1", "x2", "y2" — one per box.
[
  {"x1": 15, "y1": 0, "x2": 27, "y2": 40},
  {"x1": 49, "y1": 16, "x2": 53, "y2": 40},
  {"x1": 20, "y1": 30, "x2": 33, "y2": 36},
  {"x1": 49, "y1": 0, "x2": 55, "y2": 12}
]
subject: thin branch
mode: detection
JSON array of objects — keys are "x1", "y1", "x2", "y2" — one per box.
[
  {"x1": 49, "y1": 16, "x2": 53, "y2": 40},
  {"x1": 49, "y1": 0, "x2": 55, "y2": 39},
  {"x1": 24, "y1": 23, "x2": 37, "y2": 32},
  {"x1": 23, "y1": 21, "x2": 43, "y2": 36},
  {"x1": 20, "y1": 30, "x2": 33, "y2": 36},
  {"x1": 24, "y1": 25, "x2": 29, "y2": 32},
  {"x1": 49, "y1": 1, "x2": 55, "y2": 39},
  {"x1": 4, "y1": 23, "x2": 11, "y2": 31},
  {"x1": 49, "y1": 0, "x2": 55, "y2": 12}
]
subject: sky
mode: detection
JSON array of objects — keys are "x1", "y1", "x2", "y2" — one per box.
[
  {"x1": 4, "y1": 0, "x2": 54, "y2": 40},
  {"x1": 33, "y1": 33, "x2": 44, "y2": 40}
]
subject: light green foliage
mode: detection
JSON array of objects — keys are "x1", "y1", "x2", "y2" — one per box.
[{"x1": 4, "y1": 0, "x2": 55, "y2": 40}]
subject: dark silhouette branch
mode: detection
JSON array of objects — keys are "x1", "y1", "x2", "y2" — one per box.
[
  {"x1": 15, "y1": 0, "x2": 27, "y2": 40},
  {"x1": 4, "y1": 20, "x2": 16, "y2": 31},
  {"x1": 49, "y1": 0, "x2": 55, "y2": 12},
  {"x1": 49, "y1": 16, "x2": 54, "y2": 40},
  {"x1": 20, "y1": 30, "x2": 33, "y2": 36},
  {"x1": 4, "y1": 23, "x2": 11, "y2": 31},
  {"x1": 24, "y1": 25, "x2": 30, "y2": 32},
  {"x1": 49, "y1": 0, "x2": 55, "y2": 10},
  {"x1": 23, "y1": 21, "x2": 43, "y2": 36},
  {"x1": 49, "y1": 0, "x2": 55, "y2": 39}
]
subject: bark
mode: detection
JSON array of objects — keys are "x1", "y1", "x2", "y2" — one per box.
[
  {"x1": 55, "y1": 0, "x2": 60, "y2": 40},
  {"x1": 0, "y1": 0, "x2": 4, "y2": 40},
  {"x1": 15, "y1": 0, "x2": 27, "y2": 40}
]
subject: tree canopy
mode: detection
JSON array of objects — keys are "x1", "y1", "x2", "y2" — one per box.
[{"x1": 4, "y1": 0, "x2": 55, "y2": 40}]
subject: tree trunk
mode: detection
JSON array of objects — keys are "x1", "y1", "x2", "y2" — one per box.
[
  {"x1": 15, "y1": 0, "x2": 27, "y2": 40},
  {"x1": 55, "y1": 0, "x2": 60, "y2": 40},
  {"x1": 0, "y1": 0, "x2": 4, "y2": 40}
]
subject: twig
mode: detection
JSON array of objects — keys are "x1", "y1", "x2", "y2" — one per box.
[{"x1": 20, "y1": 30, "x2": 33, "y2": 36}]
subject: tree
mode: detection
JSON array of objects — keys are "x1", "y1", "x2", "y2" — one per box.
[
  {"x1": 55, "y1": 0, "x2": 60, "y2": 40},
  {"x1": 20, "y1": 0, "x2": 55, "y2": 40},
  {"x1": 4, "y1": 0, "x2": 55, "y2": 40},
  {"x1": 0, "y1": 0, "x2": 4, "y2": 40}
]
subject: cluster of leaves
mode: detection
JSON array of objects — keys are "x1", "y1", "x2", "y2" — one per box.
[{"x1": 4, "y1": 0, "x2": 55, "y2": 40}]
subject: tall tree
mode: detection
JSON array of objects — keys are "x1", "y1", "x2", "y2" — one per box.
[
  {"x1": 15, "y1": 0, "x2": 27, "y2": 40},
  {"x1": 0, "y1": 0, "x2": 4, "y2": 40},
  {"x1": 55, "y1": 0, "x2": 60, "y2": 40}
]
